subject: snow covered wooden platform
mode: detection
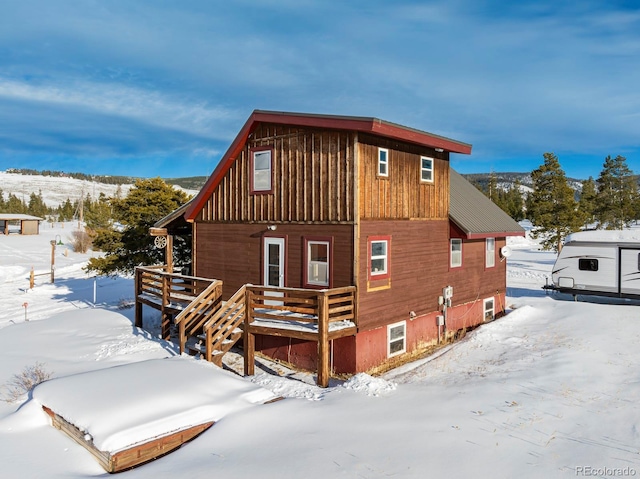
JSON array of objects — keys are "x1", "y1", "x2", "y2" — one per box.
[{"x1": 34, "y1": 357, "x2": 278, "y2": 473}]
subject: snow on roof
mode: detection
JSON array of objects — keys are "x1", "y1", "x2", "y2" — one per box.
[
  {"x1": 0, "y1": 214, "x2": 43, "y2": 221},
  {"x1": 565, "y1": 229, "x2": 640, "y2": 245},
  {"x1": 33, "y1": 356, "x2": 277, "y2": 453}
]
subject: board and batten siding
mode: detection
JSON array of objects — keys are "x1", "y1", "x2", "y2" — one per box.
[
  {"x1": 196, "y1": 124, "x2": 356, "y2": 224},
  {"x1": 358, "y1": 133, "x2": 449, "y2": 220}
]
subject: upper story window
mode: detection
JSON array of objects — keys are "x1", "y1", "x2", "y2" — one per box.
[
  {"x1": 369, "y1": 236, "x2": 390, "y2": 280},
  {"x1": 421, "y1": 157, "x2": 434, "y2": 183},
  {"x1": 450, "y1": 239, "x2": 462, "y2": 268},
  {"x1": 485, "y1": 238, "x2": 495, "y2": 268},
  {"x1": 378, "y1": 148, "x2": 389, "y2": 177},
  {"x1": 251, "y1": 148, "x2": 273, "y2": 193}
]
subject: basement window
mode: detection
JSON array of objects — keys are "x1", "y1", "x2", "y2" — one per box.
[
  {"x1": 251, "y1": 148, "x2": 273, "y2": 193},
  {"x1": 420, "y1": 157, "x2": 433, "y2": 183},
  {"x1": 388, "y1": 321, "x2": 406, "y2": 357},
  {"x1": 484, "y1": 297, "x2": 495, "y2": 322},
  {"x1": 578, "y1": 258, "x2": 598, "y2": 272},
  {"x1": 450, "y1": 239, "x2": 462, "y2": 268},
  {"x1": 378, "y1": 148, "x2": 389, "y2": 177}
]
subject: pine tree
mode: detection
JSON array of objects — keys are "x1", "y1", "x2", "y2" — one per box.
[
  {"x1": 577, "y1": 177, "x2": 597, "y2": 229},
  {"x1": 86, "y1": 178, "x2": 190, "y2": 275},
  {"x1": 527, "y1": 152, "x2": 581, "y2": 251},
  {"x1": 27, "y1": 190, "x2": 49, "y2": 218},
  {"x1": 6, "y1": 194, "x2": 26, "y2": 214},
  {"x1": 594, "y1": 155, "x2": 638, "y2": 229}
]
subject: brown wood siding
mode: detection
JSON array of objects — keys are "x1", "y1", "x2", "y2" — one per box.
[
  {"x1": 357, "y1": 219, "x2": 451, "y2": 331},
  {"x1": 358, "y1": 133, "x2": 449, "y2": 220},
  {"x1": 194, "y1": 223, "x2": 354, "y2": 300},
  {"x1": 357, "y1": 220, "x2": 508, "y2": 332},
  {"x1": 196, "y1": 124, "x2": 356, "y2": 224},
  {"x1": 447, "y1": 237, "x2": 508, "y2": 306}
]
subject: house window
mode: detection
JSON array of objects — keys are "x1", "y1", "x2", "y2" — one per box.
[
  {"x1": 486, "y1": 238, "x2": 495, "y2": 268},
  {"x1": 251, "y1": 148, "x2": 272, "y2": 193},
  {"x1": 378, "y1": 148, "x2": 389, "y2": 177},
  {"x1": 305, "y1": 239, "x2": 330, "y2": 287},
  {"x1": 579, "y1": 258, "x2": 598, "y2": 271},
  {"x1": 369, "y1": 237, "x2": 390, "y2": 279},
  {"x1": 484, "y1": 297, "x2": 495, "y2": 322},
  {"x1": 387, "y1": 321, "x2": 406, "y2": 357},
  {"x1": 450, "y1": 239, "x2": 462, "y2": 268},
  {"x1": 420, "y1": 157, "x2": 433, "y2": 182}
]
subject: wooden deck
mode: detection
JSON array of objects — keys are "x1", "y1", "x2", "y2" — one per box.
[{"x1": 134, "y1": 267, "x2": 357, "y2": 386}]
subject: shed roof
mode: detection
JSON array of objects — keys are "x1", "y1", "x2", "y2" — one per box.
[
  {"x1": 449, "y1": 169, "x2": 525, "y2": 239},
  {"x1": 184, "y1": 110, "x2": 472, "y2": 221},
  {"x1": 0, "y1": 214, "x2": 43, "y2": 221}
]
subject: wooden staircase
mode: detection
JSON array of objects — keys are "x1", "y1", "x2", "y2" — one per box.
[
  {"x1": 203, "y1": 286, "x2": 247, "y2": 366},
  {"x1": 174, "y1": 284, "x2": 246, "y2": 367}
]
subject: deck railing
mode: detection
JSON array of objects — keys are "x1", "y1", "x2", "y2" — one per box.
[{"x1": 134, "y1": 266, "x2": 221, "y2": 339}]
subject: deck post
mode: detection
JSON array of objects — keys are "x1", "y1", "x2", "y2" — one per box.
[
  {"x1": 243, "y1": 287, "x2": 255, "y2": 377},
  {"x1": 134, "y1": 268, "x2": 143, "y2": 328},
  {"x1": 161, "y1": 273, "x2": 171, "y2": 340},
  {"x1": 317, "y1": 291, "x2": 330, "y2": 387}
]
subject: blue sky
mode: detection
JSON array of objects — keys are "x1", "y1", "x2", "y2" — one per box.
[{"x1": 1, "y1": 0, "x2": 639, "y2": 180}]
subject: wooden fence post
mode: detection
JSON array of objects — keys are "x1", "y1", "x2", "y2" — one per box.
[
  {"x1": 134, "y1": 268, "x2": 143, "y2": 328},
  {"x1": 317, "y1": 291, "x2": 330, "y2": 388},
  {"x1": 243, "y1": 287, "x2": 255, "y2": 377},
  {"x1": 29, "y1": 268, "x2": 34, "y2": 289},
  {"x1": 161, "y1": 273, "x2": 171, "y2": 340}
]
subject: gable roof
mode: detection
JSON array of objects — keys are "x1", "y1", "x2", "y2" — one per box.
[
  {"x1": 449, "y1": 169, "x2": 525, "y2": 239},
  {"x1": 184, "y1": 110, "x2": 472, "y2": 222}
]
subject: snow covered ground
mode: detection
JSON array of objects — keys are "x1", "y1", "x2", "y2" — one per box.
[{"x1": 1, "y1": 222, "x2": 640, "y2": 478}]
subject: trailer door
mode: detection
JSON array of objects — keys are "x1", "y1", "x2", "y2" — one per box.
[{"x1": 619, "y1": 248, "x2": 640, "y2": 296}]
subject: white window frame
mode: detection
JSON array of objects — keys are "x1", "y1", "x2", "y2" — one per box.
[
  {"x1": 307, "y1": 240, "x2": 330, "y2": 287},
  {"x1": 483, "y1": 297, "x2": 495, "y2": 322},
  {"x1": 387, "y1": 320, "x2": 406, "y2": 357},
  {"x1": 485, "y1": 237, "x2": 495, "y2": 268},
  {"x1": 370, "y1": 239, "x2": 389, "y2": 277},
  {"x1": 252, "y1": 149, "x2": 272, "y2": 192},
  {"x1": 378, "y1": 148, "x2": 389, "y2": 177},
  {"x1": 420, "y1": 156, "x2": 434, "y2": 183},
  {"x1": 450, "y1": 239, "x2": 462, "y2": 268}
]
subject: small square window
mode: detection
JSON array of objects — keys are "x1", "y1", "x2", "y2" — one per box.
[
  {"x1": 421, "y1": 157, "x2": 433, "y2": 182},
  {"x1": 486, "y1": 238, "x2": 495, "y2": 268},
  {"x1": 450, "y1": 239, "x2": 462, "y2": 268},
  {"x1": 378, "y1": 148, "x2": 389, "y2": 177},
  {"x1": 484, "y1": 297, "x2": 495, "y2": 322},
  {"x1": 579, "y1": 258, "x2": 598, "y2": 271},
  {"x1": 387, "y1": 321, "x2": 406, "y2": 357}
]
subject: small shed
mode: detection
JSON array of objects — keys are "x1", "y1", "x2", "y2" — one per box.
[{"x1": 0, "y1": 214, "x2": 43, "y2": 235}]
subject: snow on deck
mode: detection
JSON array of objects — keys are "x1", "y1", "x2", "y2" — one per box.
[{"x1": 32, "y1": 356, "x2": 278, "y2": 453}]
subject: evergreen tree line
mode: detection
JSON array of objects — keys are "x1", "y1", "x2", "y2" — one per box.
[
  {"x1": 0, "y1": 189, "x2": 119, "y2": 222},
  {"x1": 7, "y1": 168, "x2": 135, "y2": 185},
  {"x1": 474, "y1": 154, "x2": 639, "y2": 251}
]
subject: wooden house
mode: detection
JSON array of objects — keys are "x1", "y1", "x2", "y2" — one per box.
[{"x1": 141, "y1": 110, "x2": 524, "y2": 384}]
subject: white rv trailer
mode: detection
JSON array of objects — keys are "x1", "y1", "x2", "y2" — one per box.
[{"x1": 550, "y1": 230, "x2": 640, "y2": 299}]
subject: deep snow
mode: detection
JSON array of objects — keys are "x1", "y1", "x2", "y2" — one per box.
[{"x1": 1, "y1": 222, "x2": 639, "y2": 478}]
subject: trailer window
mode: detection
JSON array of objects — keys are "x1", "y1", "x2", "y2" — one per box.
[{"x1": 579, "y1": 258, "x2": 598, "y2": 271}]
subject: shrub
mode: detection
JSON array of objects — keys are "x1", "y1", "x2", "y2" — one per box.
[
  {"x1": 71, "y1": 229, "x2": 92, "y2": 253},
  {"x1": 1, "y1": 362, "x2": 53, "y2": 403}
]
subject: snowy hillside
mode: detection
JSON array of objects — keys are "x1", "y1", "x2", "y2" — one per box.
[{"x1": 0, "y1": 171, "x2": 199, "y2": 208}]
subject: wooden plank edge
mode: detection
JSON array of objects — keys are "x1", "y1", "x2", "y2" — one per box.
[{"x1": 42, "y1": 405, "x2": 214, "y2": 474}]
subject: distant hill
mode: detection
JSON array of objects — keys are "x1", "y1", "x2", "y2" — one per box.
[
  {"x1": 165, "y1": 176, "x2": 208, "y2": 190},
  {"x1": 462, "y1": 172, "x2": 585, "y2": 195},
  {"x1": 0, "y1": 171, "x2": 200, "y2": 208}
]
